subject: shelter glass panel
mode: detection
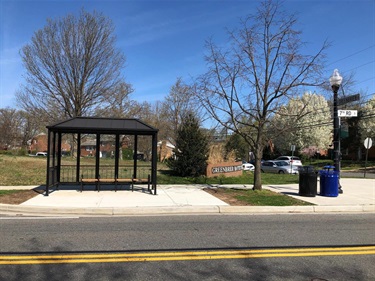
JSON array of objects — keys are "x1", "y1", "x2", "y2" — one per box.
[
  {"x1": 60, "y1": 133, "x2": 76, "y2": 182},
  {"x1": 79, "y1": 134, "x2": 97, "y2": 180},
  {"x1": 47, "y1": 132, "x2": 59, "y2": 187},
  {"x1": 135, "y1": 135, "x2": 152, "y2": 180},
  {"x1": 118, "y1": 135, "x2": 134, "y2": 179},
  {"x1": 99, "y1": 134, "x2": 116, "y2": 179}
]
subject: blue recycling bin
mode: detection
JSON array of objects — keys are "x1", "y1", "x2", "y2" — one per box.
[{"x1": 319, "y1": 165, "x2": 339, "y2": 197}]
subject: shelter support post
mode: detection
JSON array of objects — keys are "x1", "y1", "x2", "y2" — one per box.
[
  {"x1": 115, "y1": 134, "x2": 120, "y2": 179},
  {"x1": 57, "y1": 132, "x2": 62, "y2": 186},
  {"x1": 133, "y1": 135, "x2": 138, "y2": 179},
  {"x1": 76, "y1": 133, "x2": 81, "y2": 182},
  {"x1": 152, "y1": 133, "x2": 158, "y2": 195},
  {"x1": 46, "y1": 130, "x2": 51, "y2": 196},
  {"x1": 95, "y1": 134, "x2": 100, "y2": 183}
]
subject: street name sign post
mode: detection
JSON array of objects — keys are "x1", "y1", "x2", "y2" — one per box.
[{"x1": 290, "y1": 145, "x2": 295, "y2": 171}]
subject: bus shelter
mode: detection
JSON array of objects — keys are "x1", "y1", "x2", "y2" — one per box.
[{"x1": 46, "y1": 117, "x2": 158, "y2": 196}]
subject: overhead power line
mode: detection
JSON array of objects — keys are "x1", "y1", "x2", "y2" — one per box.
[{"x1": 326, "y1": 45, "x2": 375, "y2": 67}]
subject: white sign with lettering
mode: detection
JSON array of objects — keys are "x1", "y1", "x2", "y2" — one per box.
[{"x1": 338, "y1": 110, "x2": 357, "y2": 117}]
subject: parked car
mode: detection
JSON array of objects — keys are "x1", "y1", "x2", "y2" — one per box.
[
  {"x1": 249, "y1": 159, "x2": 264, "y2": 165},
  {"x1": 242, "y1": 162, "x2": 255, "y2": 171},
  {"x1": 274, "y1": 156, "x2": 302, "y2": 167},
  {"x1": 29, "y1": 152, "x2": 48, "y2": 157},
  {"x1": 261, "y1": 160, "x2": 299, "y2": 174}
]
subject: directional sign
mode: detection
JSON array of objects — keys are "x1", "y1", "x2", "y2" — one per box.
[
  {"x1": 338, "y1": 110, "x2": 358, "y2": 117},
  {"x1": 337, "y1": 94, "x2": 360, "y2": 106}
]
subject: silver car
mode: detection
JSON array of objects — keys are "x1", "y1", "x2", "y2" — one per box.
[
  {"x1": 274, "y1": 156, "x2": 303, "y2": 167},
  {"x1": 261, "y1": 160, "x2": 299, "y2": 174}
]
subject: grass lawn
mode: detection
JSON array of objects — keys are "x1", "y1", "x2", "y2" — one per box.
[
  {"x1": 0, "y1": 154, "x2": 371, "y2": 206},
  {"x1": 0, "y1": 155, "x2": 46, "y2": 185},
  {"x1": 204, "y1": 188, "x2": 314, "y2": 206},
  {"x1": 157, "y1": 170, "x2": 299, "y2": 185},
  {"x1": 1, "y1": 154, "x2": 373, "y2": 187},
  {"x1": 0, "y1": 154, "x2": 300, "y2": 186},
  {"x1": 234, "y1": 189, "x2": 313, "y2": 206}
]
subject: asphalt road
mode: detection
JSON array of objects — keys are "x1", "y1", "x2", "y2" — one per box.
[{"x1": 1, "y1": 214, "x2": 374, "y2": 280}]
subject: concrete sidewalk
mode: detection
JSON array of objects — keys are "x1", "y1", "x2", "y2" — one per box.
[{"x1": 0, "y1": 178, "x2": 374, "y2": 216}]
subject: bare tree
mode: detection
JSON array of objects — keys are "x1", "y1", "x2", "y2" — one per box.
[
  {"x1": 160, "y1": 78, "x2": 199, "y2": 144},
  {"x1": 17, "y1": 9, "x2": 125, "y2": 121},
  {"x1": 0, "y1": 108, "x2": 23, "y2": 149},
  {"x1": 195, "y1": 0, "x2": 328, "y2": 190},
  {"x1": 95, "y1": 81, "x2": 138, "y2": 118},
  {"x1": 18, "y1": 110, "x2": 46, "y2": 147}
]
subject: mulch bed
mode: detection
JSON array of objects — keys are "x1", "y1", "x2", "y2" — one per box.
[{"x1": 0, "y1": 190, "x2": 42, "y2": 205}]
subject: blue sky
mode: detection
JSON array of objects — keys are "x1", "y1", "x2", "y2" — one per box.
[{"x1": 0, "y1": 0, "x2": 374, "y2": 109}]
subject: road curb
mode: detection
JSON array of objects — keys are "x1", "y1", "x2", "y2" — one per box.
[
  {"x1": 0, "y1": 203, "x2": 374, "y2": 216},
  {"x1": 218, "y1": 205, "x2": 316, "y2": 213}
]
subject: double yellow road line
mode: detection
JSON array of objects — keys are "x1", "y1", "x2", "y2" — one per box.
[{"x1": 1, "y1": 246, "x2": 374, "y2": 265}]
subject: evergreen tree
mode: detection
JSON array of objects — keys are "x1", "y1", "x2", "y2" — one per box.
[{"x1": 169, "y1": 114, "x2": 209, "y2": 177}]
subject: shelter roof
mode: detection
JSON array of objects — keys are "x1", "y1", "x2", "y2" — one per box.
[{"x1": 47, "y1": 117, "x2": 158, "y2": 135}]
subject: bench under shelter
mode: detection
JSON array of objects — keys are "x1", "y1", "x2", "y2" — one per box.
[{"x1": 45, "y1": 117, "x2": 158, "y2": 196}]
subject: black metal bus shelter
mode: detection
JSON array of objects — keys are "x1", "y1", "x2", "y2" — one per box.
[{"x1": 46, "y1": 117, "x2": 158, "y2": 196}]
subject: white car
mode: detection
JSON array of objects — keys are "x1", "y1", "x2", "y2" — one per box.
[
  {"x1": 261, "y1": 160, "x2": 299, "y2": 174},
  {"x1": 242, "y1": 163, "x2": 255, "y2": 171},
  {"x1": 274, "y1": 156, "x2": 302, "y2": 167}
]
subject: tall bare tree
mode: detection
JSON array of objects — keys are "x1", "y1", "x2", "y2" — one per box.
[
  {"x1": 17, "y1": 9, "x2": 125, "y2": 121},
  {"x1": 160, "y1": 78, "x2": 199, "y2": 144},
  {"x1": 195, "y1": 0, "x2": 328, "y2": 190},
  {"x1": 95, "y1": 81, "x2": 138, "y2": 118}
]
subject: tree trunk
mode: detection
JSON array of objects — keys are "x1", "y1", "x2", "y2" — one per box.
[
  {"x1": 253, "y1": 147, "x2": 264, "y2": 191},
  {"x1": 253, "y1": 127, "x2": 264, "y2": 190}
]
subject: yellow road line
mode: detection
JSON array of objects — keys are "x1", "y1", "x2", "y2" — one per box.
[
  {"x1": 0, "y1": 246, "x2": 374, "y2": 265},
  {"x1": 2, "y1": 246, "x2": 374, "y2": 260}
]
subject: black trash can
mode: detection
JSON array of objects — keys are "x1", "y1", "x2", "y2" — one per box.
[
  {"x1": 298, "y1": 166, "x2": 317, "y2": 197},
  {"x1": 319, "y1": 165, "x2": 339, "y2": 197}
]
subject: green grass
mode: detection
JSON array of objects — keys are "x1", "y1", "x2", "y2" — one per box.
[
  {"x1": 0, "y1": 190, "x2": 26, "y2": 196},
  {"x1": 301, "y1": 159, "x2": 375, "y2": 171},
  {"x1": 157, "y1": 170, "x2": 299, "y2": 185},
  {"x1": 0, "y1": 154, "x2": 372, "y2": 186},
  {"x1": 0, "y1": 155, "x2": 315, "y2": 206},
  {"x1": 220, "y1": 188, "x2": 314, "y2": 206},
  {"x1": 0, "y1": 155, "x2": 46, "y2": 185}
]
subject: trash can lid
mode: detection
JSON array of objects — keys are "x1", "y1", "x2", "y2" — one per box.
[
  {"x1": 323, "y1": 165, "x2": 335, "y2": 170},
  {"x1": 298, "y1": 166, "x2": 316, "y2": 174}
]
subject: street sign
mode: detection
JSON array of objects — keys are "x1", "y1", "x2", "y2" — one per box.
[
  {"x1": 338, "y1": 110, "x2": 357, "y2": 117},
  {"x1": 364, "y1": 138, "x2": 372, "y2": 149},
  {"x1": 337, "y1": 94, "x2": 360, "y2": 106}
]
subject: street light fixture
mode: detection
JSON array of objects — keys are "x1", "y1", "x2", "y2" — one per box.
[{"x1": 329, "y1": 69, "x2": 343, "y2": 194}]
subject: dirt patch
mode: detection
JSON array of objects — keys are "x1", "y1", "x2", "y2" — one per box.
[
  {"x1": 204, "y1": 188, "x2": 250, "y2": 206},
  {"x1": 0, "y1": 190, "x2": 41, "y2": 205}
]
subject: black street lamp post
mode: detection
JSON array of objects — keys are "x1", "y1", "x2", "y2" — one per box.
[{"x1": 329, "y1": 69, "x2": 343, "y2": 194}]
